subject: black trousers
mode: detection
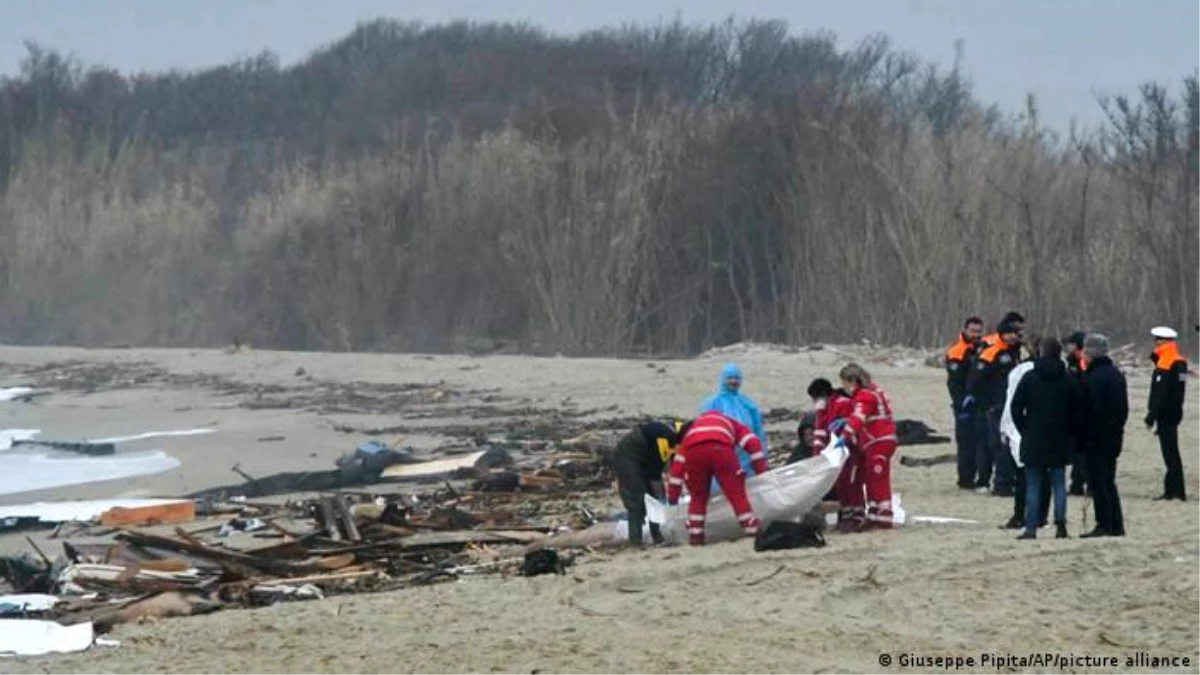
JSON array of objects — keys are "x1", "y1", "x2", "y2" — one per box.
[
  {"x1": 1013, "y1": 465, "x2": 1051, "y2": 524},
  {"x1": 954, "y1": 407, "x2": 977, "y2": 487},
  {"x1": 608, "y1": 446, "x2": 663, "y2": 546},
  {"x1": 1157, "y1": 423, "x2": 1186, "y2": 499},
  {"x1": 1086, "y1": 450, "x2": 1125, "y2": 535}
]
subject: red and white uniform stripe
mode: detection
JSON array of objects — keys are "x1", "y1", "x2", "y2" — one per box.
[
  {"x1": 841, "y1": 383, "x2": 899, "y2": 529},
  {"x1": 666, "y1": 411, "x2": 768, "y2": 545}
]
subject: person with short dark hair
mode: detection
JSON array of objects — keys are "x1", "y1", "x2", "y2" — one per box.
[
  {"x1": 1000, "y1": 336, "x2": 1050, "y2": 530},
  {"x1": 1079, "y1": 334, "x2": 1128, "y2": 537},
  {"x1": 1011, "y1": 338, "x2": 1081, "y2": 539},
  {"x1": 807, "y1": 377, "x2": 857, "y2": 514},
  {"x1": 946, "y1": 316, "x2": 985, "y2": 489},
  {"x1": 966, "y1": 321, "x2": 1022, "y2": 496}
]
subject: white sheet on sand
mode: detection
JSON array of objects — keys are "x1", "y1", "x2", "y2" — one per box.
[
  {"x1": 0, "y1": 388, "x2": 34, "y2": 403},
  {"x1": 0, "y1": 619, "x2": 95, "y2": 656},
  {"x1": 91, "y1": 428, "x2": 215, "y2": 444},
  {"x1": 0, "y1": 498, "x2": 191, "y2": 523},
  {"x1": 0, "y1": 451, "x2": 181, "y2": 496}
]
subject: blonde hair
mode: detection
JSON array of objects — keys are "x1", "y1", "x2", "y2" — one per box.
[{"x1": 838, "y1": 363, "x2": 872, "y2": 388}]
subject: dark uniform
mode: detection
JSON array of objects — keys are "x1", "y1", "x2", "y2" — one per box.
[
  {"x1": 1147, "y1": 340, "x2": 1189, "y2": 501},
  {"x1": 1065, "y1": 349, "x2": 1089, "y2": 495},
  {"x1": 945, "y1": 333, "x2": 980, "y2": 489},
  {"x1": 607, "y1": 421, "x2": 680, "y2": 545},
  {"x1": 966, "y1": 331, "x2": 1020, "y2": 494}
]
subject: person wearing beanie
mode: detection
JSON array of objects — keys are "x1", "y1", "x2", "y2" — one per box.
[
  {"x1": 1079, "y1": 334, "x2": 1128, "y2": 537},
  {"x1": 1146, "y1": 326, "x2": 1189, "y2": 501}
]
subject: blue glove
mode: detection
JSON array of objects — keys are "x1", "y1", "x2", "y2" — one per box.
[{"x1": 829, "y1": 418, "x2": 849, "y2": 434}]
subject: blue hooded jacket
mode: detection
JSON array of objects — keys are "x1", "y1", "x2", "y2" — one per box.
[{"x1": 699, "y1": 363, "x2": 767, "y2": 492}]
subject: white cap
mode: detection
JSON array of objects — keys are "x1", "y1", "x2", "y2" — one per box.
[{"x1": 1151, "y1": 326, "x2": 1178, "y2": 340}]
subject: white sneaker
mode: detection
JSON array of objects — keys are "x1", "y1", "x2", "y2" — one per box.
[{"x1": 974, "y1": 486, "x2": 991, "y2": 495}]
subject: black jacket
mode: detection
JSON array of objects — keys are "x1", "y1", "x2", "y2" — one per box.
[
  {"x1": 1081, "y1": 356, "x2": 1128, "y2": 456},
  {"x1": 1147, "y1": 348, "x2": 1188, "y2": 427},
  {"x1": 614, "y1": 421, "x2": 679, "y2": 477},
  {"x1": 967, "y1": 336, "x2": 1018, "y2": 408},
  {"x1": 945, "y1": 335, "x2": 978, "y2": 410},
  {"x1": 1011, "y1": 356, "x2": 1082, "y2": 468}
]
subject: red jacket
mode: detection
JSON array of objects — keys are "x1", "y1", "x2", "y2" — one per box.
[
  {"x1": 813, "y1": 391, "x2": 855, "y2": 452},
  {"x1": 666, "y1": 411, "x2": 768, "y2": 504},
  {"x1": 843, "y1": 384, "x2": 898, "y2": 450}
]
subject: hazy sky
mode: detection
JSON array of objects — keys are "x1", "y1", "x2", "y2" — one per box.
[{"x1": 1, "y1": 0, "x2": 1196, "y2": 132}]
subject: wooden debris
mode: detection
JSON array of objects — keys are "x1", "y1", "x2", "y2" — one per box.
[{"x1": 99, "y1": 501, "x2": 196, "y2": 528}]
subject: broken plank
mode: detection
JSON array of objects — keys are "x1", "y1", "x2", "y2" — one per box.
[
  {"x1": 100, "y1": 501, "x2": 196, "y2": 528},
  {"x1": 399, "y1": 530, "x2": 546, "y2": 549},
  {"x1": 380, "y1": 451, "x2": 486, "y2": 481}
]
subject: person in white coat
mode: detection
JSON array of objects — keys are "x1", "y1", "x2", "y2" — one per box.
[{"x1": 1000, "y1": 337, "x2": 1050, "y2": 529}]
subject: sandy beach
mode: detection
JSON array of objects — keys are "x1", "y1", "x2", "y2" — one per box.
[{"x1": 0, "y1": 344, "x2": 1196, "y2": 674}]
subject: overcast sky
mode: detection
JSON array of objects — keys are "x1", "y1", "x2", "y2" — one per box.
[{"x1": 1, "y1": 0, "x2": 1196, "y2": 132}]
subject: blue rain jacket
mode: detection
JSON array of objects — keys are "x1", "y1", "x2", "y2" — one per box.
[{"x1": 698, "y1": 363, "x2": 767, "y2": 493}]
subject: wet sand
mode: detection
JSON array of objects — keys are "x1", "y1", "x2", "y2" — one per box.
[{"x1": 0, "y1": 344, "x2": 1196, "y2": 673}]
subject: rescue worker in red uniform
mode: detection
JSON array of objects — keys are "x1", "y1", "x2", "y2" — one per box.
[
  {"x1": 665, "y1": 411, "x2": 769, "y2": 546},
  {"x1": 807, "y1": 378, "x2": 860, "y2": 528},
  {"x1": 838, "y1": 363, "x2": 899, "y2": 529}
]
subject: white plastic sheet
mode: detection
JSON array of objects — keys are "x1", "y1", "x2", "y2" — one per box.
[
  {"x1": 647, "y1": 441, "x2": 848, "y2": 544},
  {"x1": 0, "y1": 388, "x2": 34, "y2": 403},
  {"x1": 0, "y1": 498, "x2": 191, "y2": 523},
  {"x1": 0, "y1": 450, "x2": 181, "y2": 496},
  {"x1": 0, "y1": 430, "x2": 40, "y2": 451},
  {"x1": 92, "y1": 428, "x2": 215, "y2": 444},
  {"x1": 0, "y1": 619, "x2": 94, "y2": 656},
  {"x1": 0, "y1": 595, "x2": 58, "y2": 613}
]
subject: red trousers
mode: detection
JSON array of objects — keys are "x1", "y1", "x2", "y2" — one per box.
[
  {"x1": 837, "y1": 441, "x2": 897, "y2": 529},
  {"x1": 683, "y1": 441, "x2": 762, "y2": 545}
]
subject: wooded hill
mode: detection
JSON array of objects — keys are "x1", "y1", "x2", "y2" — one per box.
[{"x1": 0, "y1": 19, "x2": 1195, "y2": 354}]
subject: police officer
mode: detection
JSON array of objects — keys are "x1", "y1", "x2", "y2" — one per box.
[
  {"x1": 946, "y1": 316, "x2": 985, "y2": 489},
  {"x1": 966, "y1": 321, "x2": 1022, "y2": 496},
  {"x1": 1146, "y1": 326, "x2": 1189, "y2": 502}
]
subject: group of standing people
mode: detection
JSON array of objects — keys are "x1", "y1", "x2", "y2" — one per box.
[
  {"x1": 945, "y1": 314, "x2": 1190, "y2": 540},
  {"x1": 607, "y1": 360, "x2": 900, "y2": 546}
]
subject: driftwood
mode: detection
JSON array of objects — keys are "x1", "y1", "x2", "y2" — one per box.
[{"x1": 899, "y1": 453, "x2": 957, "y2": 468}]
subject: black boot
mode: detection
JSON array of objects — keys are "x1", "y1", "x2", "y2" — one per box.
[
  {"x1": 1080, "y1": 528, "x2": 1110, "y2": 539},
  {"x1": 1002, "y1": 515, "x2": 1023, "y2": 530},
  {"x1": 1016, "y1": 530, "x2": 1036, "y2": 540},
  {"x1": 648, "y1": 522, "x2": 665, "y2": 545},
  {"x1": 1055, "y1": 522, "x2": 1068, "y2": 539}
]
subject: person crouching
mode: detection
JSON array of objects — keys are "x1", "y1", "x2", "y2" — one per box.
[
  {"x1": 607, "y1": 419, "x2": 682, "y2": 546},
  {"x1": 665, "y1": 411, "x2": 769, "y2": 546}
]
